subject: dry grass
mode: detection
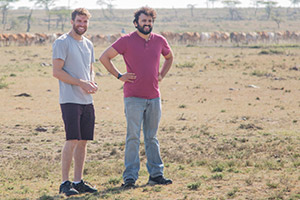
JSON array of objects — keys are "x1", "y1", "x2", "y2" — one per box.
[{"x1": 0, "y1": 44, "x2": 299, "y2": 199}]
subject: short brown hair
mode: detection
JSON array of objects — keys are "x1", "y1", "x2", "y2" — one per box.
[
  {"x1": 133, "y1": 7, "x2": 156, "y2": 23},
  {"x1": 71, "y1": 8, "x2": 91, "y2": 21}
]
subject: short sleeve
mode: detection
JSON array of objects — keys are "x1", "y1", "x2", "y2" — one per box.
[
  {"x1": 88, "y1": 40, "x2": 95, "y2": 63},
  {"x1": 52, "y1": 39, "x2": 67, "y2": 61},
  {"x1": 161, "y1": 36, "x2": 171, "y2": 56},
  {"x1": 91, "y1": 46, "x2": 95, "y2": 63},
  {"x1": 112, "y1": 36, "x2": 128, "y2": 55}
]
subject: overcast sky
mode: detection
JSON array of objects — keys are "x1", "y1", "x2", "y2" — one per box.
[{"x1": 11, "y1": 0, "x2": 293, "y2": 9}]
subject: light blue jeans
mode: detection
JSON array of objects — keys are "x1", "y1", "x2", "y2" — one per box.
[{"x1": 123, "y1": 97, "x2": 164, "y2": 182}]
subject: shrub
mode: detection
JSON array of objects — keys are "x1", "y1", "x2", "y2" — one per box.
[
  {"x1": 211, "y1": 173, "x2": 223, "y2": 180},
  {"x1": 187, "y1": 181, "x2": 201, "y2": 190},
  {"x1": 176, "y1": 62, "x2": 195, "y2": 68},
  {"x1": 108, "y1": 177, "x2": 121, "y2": 185},
  {"x1": 0, "y1": 77, "x2": 8, "y2": 89},
  {"x1": 267, "y1": 182, "x2": 278, "y2": 189},
  {"x1": 211, "y1": 163, "x2": 225, "y2": 172}
]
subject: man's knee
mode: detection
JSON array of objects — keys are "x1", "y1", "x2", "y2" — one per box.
[{"x1": 76, "y1": 140, "x2": 88, "y2": 147}]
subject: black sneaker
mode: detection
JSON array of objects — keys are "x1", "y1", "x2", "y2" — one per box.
[
  {"x1": 72, "y1": 180, "x2": 97, "y2": 193},
  {"x1": 121, "y1": 178, "x2": 136, "y2": 189},
  {"x1": 59, "y1": 181, "x2": 79, "y2": 196},
  {"x1": 148, "y1": 175, "x2": 172, "y2": 185}
]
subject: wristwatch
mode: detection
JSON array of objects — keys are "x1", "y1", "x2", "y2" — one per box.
[{"x1": 117, "y1": 73, "x2": 123, "y2": 79}]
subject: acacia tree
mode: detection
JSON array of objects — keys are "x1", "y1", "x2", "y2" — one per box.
[
  {"x1": 97, "y1": 0, "x2": 108, "y2": 19},
  {"x1": 96, "y1": 0, "x2": 115, "y2": 19},
  {"x1": 26, "y1": 9, "x2": 33, "y2": 32},
  {"x1": 106, "y1": 0, "x2": 115, "y2": 16},
  {"x1": 52, "y1": 7, "x2": 68, "y2": 32},
  {"x1": 205, "y1": 0, "x2": 209, "y2": 8},
  {"x1": 258, "y1": 0, "x2": 278, "y2": 20},
  {"x1": 0, "y1": 0, "x2": 19, "y2": 30},
  {"x1": 272, "y1": 11, "x2": 283, "y2": 29},
  {"x1": 209, "y1": 0, "x2": 219, "y2": 8},
  {"x1": 222, "y1": 0, "x2": 242, "y2": 20},
  {"x1": 289, "y1": 0, "x2": 300, "y2": 7},
  {"x1": 288, "y1": 0, "x2": 300, "y2": 15},
  {"x1": 187, "y1": 4, "x2": 196, "y2": 17},
  {"x1": 250, "y1": 0, "x2": 260, "y2": 16},
  {"x1": 18, "y1": 9, "x2": 33, "y2": 32},
  {"x1": 172, "y1": 6, "x2": 178, "y2": 18},
  {"x1": 30, "y1": 0, "x2": 56, "y2": 31}
]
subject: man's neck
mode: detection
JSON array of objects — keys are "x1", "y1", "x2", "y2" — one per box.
[
  {"x1": 69, "y1": 30, "x2": 82, "y2": 41},
  {"x1": 136, "y1": 30, "x2": 151, "y2": 41}
]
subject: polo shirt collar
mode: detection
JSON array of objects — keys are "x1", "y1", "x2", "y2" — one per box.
[{"x1": 135, "y1": 31, "x2": 153, "y2": 42}]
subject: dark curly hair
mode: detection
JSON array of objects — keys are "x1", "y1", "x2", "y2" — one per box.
[{"x1": 133, "y1": 7, "x2": 157, "y2": 24}]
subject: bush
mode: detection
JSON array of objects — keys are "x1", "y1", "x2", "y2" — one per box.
[
  {"x1": 187, "y1": 181, "x2": 201, "y2": 190},
  {"x1": 0, "y1": 77, "x2": 8, "y2": 89},
  {"x1": 176, "y1": 62, "x2": 195, "y2": 68}
]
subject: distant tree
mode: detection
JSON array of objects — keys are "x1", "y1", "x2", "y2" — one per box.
[
  {"x1": 17, "y1": 10, "x2": 33, "y2": 32},
  {"x1": 272, "y1": 13, "x2": 283, "y2": 29},
  {"x1": 0, "y1": 0, "x2": 19, "y2": 30},
  {"x1": 187, "y1": 4, "x2": 197, "y2": 17},
  {"x1": 205, "y1": 0, "x2": 209, "y2": 8},
  {"x1": 250, "y1": 0, "x2": 260, "y2": 16},
  {"x1": 96, "y1": 0, "x2": 108, "y2": 19},
  {"x1": 106, "y1": 0, "x2": 115, "y2": 16},
  {"x1": 97, "y1": 0, "x2": 115, "y2": 19},
  {"x1": 30, "y1": 0, "x2": 56, "y2": 31},
  {"x1": 52, "y1": 7, "x2": 68, "y2": 32},
  {"x1": 172, "y1": 6, "x2": 178, "y2": 18},
  {"x1": 289, "y1": 0, "x2": 300, "y2": 7},
  {"x1": 222, "y1": 0, "x2": 242, "y2": 20},
  {"x1": 287, "y1": 0, "x2": 300, "y2": 16},
  {"x1": 17, "y1": 8, "x2": 34, "y2": 32},
  {"x1": 258, "y1": 0, "x2": 278, "y2": 20},
  {"x1": 209, "y1": 0, "x2": 219, "y2": 8},
  {"x1": 25, "y1": 9, "x2": 33, "y2": 32}
]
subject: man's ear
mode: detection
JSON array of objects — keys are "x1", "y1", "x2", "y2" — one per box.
[{"x1": 133, "y1": 20, "x2": 137, "y2": 27}]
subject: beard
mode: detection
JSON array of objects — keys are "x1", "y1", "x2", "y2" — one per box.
[
  {"x1": 136, "y1": 23, "x2": 152, "y2": 35},
  {"x1": 73, "y1": 24, "x2": 87, "y2": 36}
]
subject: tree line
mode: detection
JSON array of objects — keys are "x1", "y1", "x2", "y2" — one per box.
[
  {"x1": 0, "y1": 0, "x2": 119, "y2": 32},
  {"x1": 188, "y1": 0, "x2": 300, "y2": 21},
  {"x1": 0, "y1": 0, "x2": 300, "y2": 33}
]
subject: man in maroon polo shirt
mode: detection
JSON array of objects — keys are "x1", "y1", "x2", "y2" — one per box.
[{"x1": 100, "y1": 6, "x2": 173, "y2": 188}]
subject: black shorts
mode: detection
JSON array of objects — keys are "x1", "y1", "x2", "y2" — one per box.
[{"x1": 60, "y1": 103, "x2": 95, "y2": 140}]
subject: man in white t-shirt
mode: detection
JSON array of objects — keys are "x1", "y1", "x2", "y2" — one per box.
[{"x1": 52, "y1": 8, "x2": 98, "y2": 196}]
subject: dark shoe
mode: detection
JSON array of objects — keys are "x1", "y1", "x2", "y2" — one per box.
[
  {"x1": 59, "y1": 181, "x2": 79, "y2": 196},
  {"x1": 72, "y1": 180, "x2": 97, "y2": 193},
  {"x1": 121, "y1": 178, "x2": 136, "y2": 189},
  {"x1": 148, "y1": 175, "x2": 172, "y2": 185}
]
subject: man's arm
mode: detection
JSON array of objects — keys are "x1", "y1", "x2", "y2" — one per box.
[
  {"x1": 52, "y1": 58, "x2": 97, "y2": 93},
  {"x1": 99, "y1": 46, "x2": 136, "y2": 83},
  {"x1": 159, "y1": 50, "x2": 174, "y2": 81},
  {"x1": 89, "y1": 63, "x2": 98, "y2": 91}
]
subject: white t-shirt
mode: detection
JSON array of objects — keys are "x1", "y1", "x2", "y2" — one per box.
[{"x1": 52, "y1": 33, "x2": 95, "y2": 104}]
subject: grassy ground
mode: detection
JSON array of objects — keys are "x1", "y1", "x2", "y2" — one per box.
[{"x1": 0, "y1": 43, "x2": 300, "y2": 199}]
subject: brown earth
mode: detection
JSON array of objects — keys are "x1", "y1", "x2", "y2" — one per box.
[{"x1": 0, "y1": 44, "x2": 299, "y2": 199}]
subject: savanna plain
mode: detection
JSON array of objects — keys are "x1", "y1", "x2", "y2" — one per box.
[
  {"x1": 1, "y1": 42, "x2": 300, "y2": 200},
  {"x1": 0, "y1": 7, "x2": 300, "y2": 200}
]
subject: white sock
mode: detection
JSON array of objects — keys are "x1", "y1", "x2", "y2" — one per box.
[{"x1": 73, "y1": 181, "x2": 81, "y2": 184}]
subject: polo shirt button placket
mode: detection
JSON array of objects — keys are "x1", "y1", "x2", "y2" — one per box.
[{"x1": 145, "y1": 42, "x2": 149, "y2": 49}]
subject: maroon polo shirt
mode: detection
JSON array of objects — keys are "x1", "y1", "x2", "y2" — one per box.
[{"x1": 112, "y1": 31, "x2": 171, "y2": 99}]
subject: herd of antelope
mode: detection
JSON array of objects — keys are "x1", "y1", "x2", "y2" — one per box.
[
  {"x1": 160, "y1": 31, "x2": 300, "y2": 45},
  {"x1": 0, "y1": 30, "x2": 300, "y2": 47}
]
